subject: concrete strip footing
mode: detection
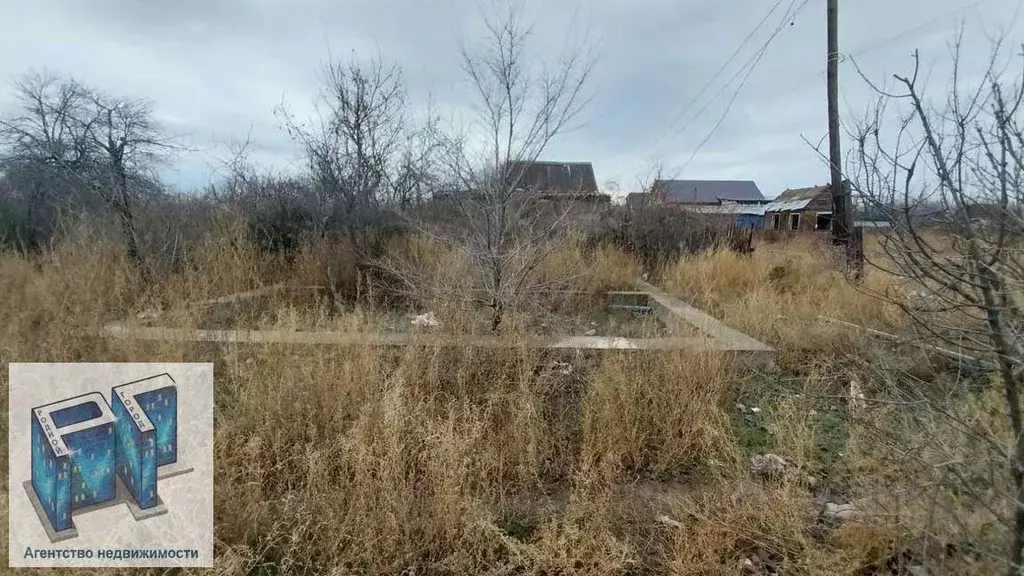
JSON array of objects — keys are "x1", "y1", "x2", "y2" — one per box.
[{"x1": 103, "y1": 282, "x2": 776, "y2": 364}]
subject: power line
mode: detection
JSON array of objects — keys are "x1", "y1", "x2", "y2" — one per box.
[
  {"x1": 666, "y1": 0, "x2": 997, "y2": 181},
  {"x1": 666, "y1": 0, "x2": 804, "y2": 151},
  {"x1": 777, "y1": 0, "x2": 997, "y2": 101},
  {"x1": 631, "y1": 0, "x2": 998, "y2": 185},
  {"x1": 653, "y1": 0, "x2": 789, "y2": 146},
  {"x1": 630, "y1": 0, "x2": 794, "y2": 165},
  {"x1": 850, "y1": 0, "x2": 996, "y2": 58},
  {"x1": 672, "y1": 0, "x2": 813, "y2": 176}
]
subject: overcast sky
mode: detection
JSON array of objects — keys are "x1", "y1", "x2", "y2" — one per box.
[{"x1": 0, "y1": 0, "x2": 1021, "y2": 200}]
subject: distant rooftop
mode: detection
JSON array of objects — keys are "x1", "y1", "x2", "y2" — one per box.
[
  {"x1": 506, "y1": 160, "x2": 599, "y2": 194},
  {"x1": 773, "y1": 184, "x2": 830, "y2": 202},
  {"x1": 652, "y1": 179, "x2": 765, "y2": 204},
  {"x1": 764, "y1": 184, "x2": 831, "y2": 212}
]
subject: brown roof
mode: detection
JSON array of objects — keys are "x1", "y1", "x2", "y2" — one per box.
[
  {"x1": 773, "y1": 184, "x2": 830, "y2": 201},
  {"x1": 506, "y1": 161, "x2": 599, "y2": 194}
]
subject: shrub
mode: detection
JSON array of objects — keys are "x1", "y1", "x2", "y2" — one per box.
[{"x1": 584, "y1": 206, "x2": 753, "y2": 277}]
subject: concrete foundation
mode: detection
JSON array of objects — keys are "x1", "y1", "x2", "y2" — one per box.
[{"x1": 102, "y1": 282, "x2": 776, "y2": 363}]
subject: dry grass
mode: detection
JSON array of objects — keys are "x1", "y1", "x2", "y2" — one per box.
[
  {"x1": 664, "y1": 234, "x2": 905, "y2": 369},
  {"x1": 0, "y1": 225, "x2": 1015, "y2": 575}
]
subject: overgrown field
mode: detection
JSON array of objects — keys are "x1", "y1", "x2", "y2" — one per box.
[{"x1": 0, "y1": 224, "x2": 1014, "y2": 575}]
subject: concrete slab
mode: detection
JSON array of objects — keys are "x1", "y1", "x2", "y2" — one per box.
[
  {"x1": 637, "y1": 280, "x2": 774, "y2": 352},
  {"x1": 101, "y1": 282, "x2": 775, "y2": 361},
  {"x1": 102, "y1": 323, "x2": 718, "y2": 351}
]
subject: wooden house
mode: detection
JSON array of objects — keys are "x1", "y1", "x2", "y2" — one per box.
[{"x1": 763, "y1": 184, "x2": 835, "y2": 232}]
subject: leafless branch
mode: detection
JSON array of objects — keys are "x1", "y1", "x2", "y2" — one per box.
[
  {"x1": 382, "y1": 1, "x2": 596, "y2": 331},
  {"x1": 849, "y1": 33, "x2": 1024, "y2": 574}
]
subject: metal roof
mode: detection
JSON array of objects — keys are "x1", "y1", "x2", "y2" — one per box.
[
  {"x1": 681, "y1": 203, "x2": 767, "y2": 216},
  {"x1": 653, "y1": 179, "x2": 765, "y2": 203},
  {"x1": 763, "y1": 185, "x2": 830, "y2": 213},
  {"x1": 763, "y1": 198, "x2": 814, "y2": 212}
]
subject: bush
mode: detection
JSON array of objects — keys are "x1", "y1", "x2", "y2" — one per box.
[
  {"x1": 247, "y1": 196, "x2": 315, "y2": 256},
  {"x1": 585, "y1": 206, "x2": 753, "y2": 277}
]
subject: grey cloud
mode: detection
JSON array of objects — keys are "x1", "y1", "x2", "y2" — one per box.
[{"x1": 1, "y1": 0, "x2": 1022, "y2": 199}]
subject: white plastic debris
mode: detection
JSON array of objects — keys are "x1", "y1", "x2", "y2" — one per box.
[
  {"x1": 849, "y1": 380, "x2": 866, "y2": 412},
  {"x1": 655, "y1": 515, "x2": 682, "y2": 529},
  {"x1": 410, "y1": 311, "x2": 440, "y2": 328},
  {"x1": 552, "y1": 361, "x2": 574, "y2": 376},
  {"x1": 822, "y1": 502, "x2": 859, "y2": 521},
  {"x1": 585, "y1": 329, "x2": 597, "y2": 336},
  {"x1": 750, "y1": 453, "x2": 788, "y2": 479}
]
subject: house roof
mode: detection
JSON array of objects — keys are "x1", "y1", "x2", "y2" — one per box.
[
  {"x1": 652, "y1": 179, "x2": 765, "y2": 204},
  {"x1": 506, "y1": 161, "x2": 599, "y2": 194},
  {"x1": 764, "y1": 185, "x2": 830, "y2": 213}
]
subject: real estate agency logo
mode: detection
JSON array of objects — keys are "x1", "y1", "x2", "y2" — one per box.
[{"x1": 29, "y1": 373, "x2": 186, "y2": 541}]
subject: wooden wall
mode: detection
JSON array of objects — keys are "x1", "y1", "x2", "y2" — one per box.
[
  {"x1": 764, "y1": 192, "x2": 833, "y2": 232},
  {"x1": 764, "y1": 210, "x2": 827, "y2": 231}
]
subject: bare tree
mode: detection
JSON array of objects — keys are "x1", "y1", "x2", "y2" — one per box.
[
  {"x1": 389, "y1": 112, "x2": 445, "y2": 210},
  {"x1": 208, "y1": 136, "x2": 317, "y2": 256},
  {"x1": 277, "y1": 52, "x2": 411, "y2": 294},
  {"x1": 386, "y1": 1, "x2": 595, "y2": 330},
  {"x1": 0, "y1": 71, "x2": 176, "y2": 281},
  {"x1": 0, "y1": 74, "x2": 93, "y2": 250},
  {"x1": 0, "y1": 154, "x2": 79, "y2": 251},
  {"x1": 849, "y1": 33, "x2": 1024, "y2": 574},
  {"x1": 82, "y1": 89, "x2": 173, "y2": 281}
]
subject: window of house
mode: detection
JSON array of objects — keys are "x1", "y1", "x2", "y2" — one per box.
[
  {"x1": 771, "y1": 214, "x2": 781, "y2": 230},
  {"x1": 788, "y1": 213, "x2": 800, "y2": 230},
  {"x1": 815, "y1": 213, "x2": 833, "y2": 231}
]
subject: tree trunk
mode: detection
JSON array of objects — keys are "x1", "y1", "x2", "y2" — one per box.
[
  {"x1": 489, "y1": 259, "x2": 503, "y2": 332},
  {"x1": 975, "y1": 265, "x2": 1024, "y2": 576},
  {"x1": 999, "y1": 354, "x2": 1024, "y2": 576},
  {"x1": 490, "y1": 298, "x2": 504, "y2": 332},
  {"x1": 114, "y1": 169, "x2": 150, "y2": 285},
  {"x1": 120, "y1": 213, "x2": 145, "y2": 274},
  {"x1": 1011, "y1": 461, "x2": 1024, "y2": 576}
]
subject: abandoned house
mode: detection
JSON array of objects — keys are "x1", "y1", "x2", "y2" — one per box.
[
  {"x1": 763, "y1": 184, "x2": 837, "y2": 232},
  {"x1": 505, "y1": 160, "x2": 610, "y2": 204}
]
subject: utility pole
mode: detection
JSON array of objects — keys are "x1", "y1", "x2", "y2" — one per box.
[{"x1": 827, "y1": 0, "x2": 857, "y2": 273}]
